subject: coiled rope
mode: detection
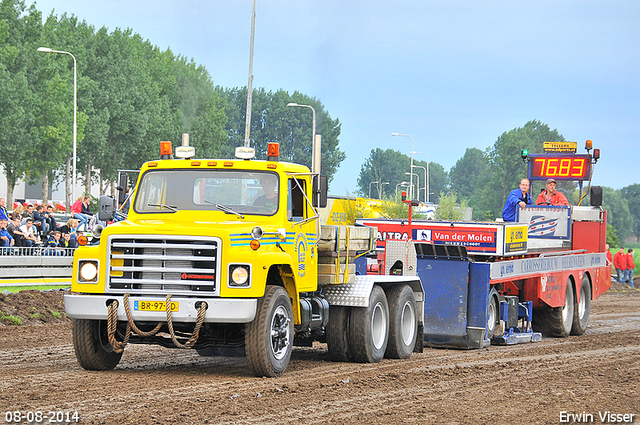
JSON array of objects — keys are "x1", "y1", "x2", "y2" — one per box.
[{"x1": 107, "y1": 294, "x2": 208, "y2": 353}]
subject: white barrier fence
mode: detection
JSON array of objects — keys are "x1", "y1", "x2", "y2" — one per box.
[{"x1": 0, "y1": 247, "x2": 74, "y2": 279}]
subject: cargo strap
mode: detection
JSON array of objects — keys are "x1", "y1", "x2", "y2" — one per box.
[{"x1": 106, "y1": 294, "x2": 207, "y2": 353}]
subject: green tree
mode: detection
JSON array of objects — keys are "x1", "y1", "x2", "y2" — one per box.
[
  {"x1": 480, "y1": 120, "x2": 566, "y2": 219},
  {"x1": 601, "y1": 187, "x2": 633, "y2": 242},
  {"x1": 435, "y1": 192, "x2": 469, "y2": 221},
  {"x1": 357, "y1": 148, "x2": 410, "y2": 198},
  {"x1": 621, "y1": 184, "x2": 640, "y2": 241}
]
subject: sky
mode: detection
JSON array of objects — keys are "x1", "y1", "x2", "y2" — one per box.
[{"x1": 32, "y1": 0, "x2": 640, "y2": 196}]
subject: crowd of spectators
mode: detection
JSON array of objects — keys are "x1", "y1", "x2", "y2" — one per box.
[{"x1": 0, "y1": 197, "x2": 84, "y2": 253}]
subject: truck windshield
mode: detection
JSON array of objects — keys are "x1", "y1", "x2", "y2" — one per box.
[{"x1": 134, "y1": 169, "x2": 279, "y2": 215}]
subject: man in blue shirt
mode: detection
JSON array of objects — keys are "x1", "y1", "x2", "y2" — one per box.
[{"x1": 502, "y1": 179, "x2": 532, "y2": 222}]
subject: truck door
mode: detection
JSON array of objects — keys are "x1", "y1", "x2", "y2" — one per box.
[{"x1": 287, "y1": 177, "x2": 317, "y2": 292}]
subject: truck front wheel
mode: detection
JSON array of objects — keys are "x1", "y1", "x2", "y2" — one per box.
[
  {"x1": 385, "y1": 285, "x2": 417, "y2": 359},
  {"x1": 348, "y1": 285, "x2": 389, "y2": 363},
  {"x1": 72, "y1": 319, "x2": 123, "y2": 370},
  {"x1": 245, "y1": 285, "x2": 294, "y2": 377}
]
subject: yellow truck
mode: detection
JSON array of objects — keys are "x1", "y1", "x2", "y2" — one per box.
[{"x1": 64, "y1": 140, "x2": 423, "y2": 376}]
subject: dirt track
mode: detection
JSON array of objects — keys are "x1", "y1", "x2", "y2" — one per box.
[{"x1": 1, "y1": 284, "x2": 639, "y2": 425}]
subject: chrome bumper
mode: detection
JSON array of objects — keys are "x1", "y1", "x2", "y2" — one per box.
[{"x1": 64, "y1": 293, "x2": 257, "y2": 323}]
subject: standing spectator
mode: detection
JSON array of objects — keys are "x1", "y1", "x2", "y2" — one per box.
[
  {"x1": 7, "y1": 213, "x2": 25, "y2": 247},
  {"x1": 625, "y1": 249, "x2": 635, "y2": 288},
  {"x1": 19, "y1": 218, "x2": 40, "y2": 247},
  {"x1": 605, "y1": 243, "x2": 612, "y2": 267},
  {"x1": 0, "y1": 197, "x2": 9, "y2": 221},
  {"x1": 535, "y1": 179, "x2": 569, "y2": 206},
  {"x1": 0, "y1": 218, "x2": 14, "y2": 249},
  {"x1": 502, "y1": 179, "x2": 533, "y2": 222},
  {"x1": 613, "y1": 248, "x2": 627, "y2": 283}
]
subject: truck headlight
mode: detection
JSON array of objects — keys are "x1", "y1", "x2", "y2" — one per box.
[
  {"x1": 79, "y1": 260, "x2": 99, "y2": 283},
  {"x1": 229, "y1": 265, "x2": 250, "y2": 287}
]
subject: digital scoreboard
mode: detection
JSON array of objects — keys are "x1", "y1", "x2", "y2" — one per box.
[{"x1": 527, "y1": 154, "x2": 591, "y2": 181}]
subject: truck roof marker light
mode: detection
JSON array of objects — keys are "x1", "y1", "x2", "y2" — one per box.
[
  {"x1": 160, "y1": 141, "x2": 173, "y2": 159},
  {"x1": 191, "y1": 161, "x2": 201, "y2": 166},
  {"x1": 224, "y1": 161, "x2": 234, "y2": 167},
  {"x1": 148, "y1": 162, "x2": 158, "y2": 168},
  {"x1": 267, "y1": 163, "x2": 278, "y2": 169},
  {"x1": 175, "y1": 145, "x2": 195, "y2": 159},
  {"x1": 235, "y1": 146, "x2": 255, "y2": 160},
  {"x1": 267, "y1": 143, "x2": 280, "y2": 161},
  {"x1": 207, "y1": 161, "x2": 217, "y2": 167}
]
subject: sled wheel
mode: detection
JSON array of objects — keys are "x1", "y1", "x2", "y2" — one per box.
[{"x1": 571, "y1": 274, "x2": 591, "y2": 335}]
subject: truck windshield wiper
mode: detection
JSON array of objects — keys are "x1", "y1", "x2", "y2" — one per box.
[
  {"x1": 204, "y1": 200, "x2": 244, "y2": 219},
  {"x1": 147, "y1": 203, "x2": 179, "y2": 212}
]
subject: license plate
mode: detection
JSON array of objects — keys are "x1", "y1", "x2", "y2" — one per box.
[{"x1": 134, "y1": 300, "x2": 179, "y2": 312}]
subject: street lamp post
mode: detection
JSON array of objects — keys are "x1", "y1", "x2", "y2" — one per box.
[
  {"x1": 412, "y1": 165, "x2": 427, "y2": 202},
  {"x1": 392, "y1": 133, "x2": 414, "y2": 200},
  {"x1": 405, "y1": 172, "x2": 420, "y2": 202},
  {"x1": 395, "y1": 181, "x2": 412, "y2": 199},
  {"x1": 287, "y1": 102, "x2": 319, "y2": 173},
  {"x1": 38, "y1": 47, "x2": 77, "y2": 205},
  {"x1": 368, "y1": 181, "x2": 377, "y2": 199},
  {"x1": 412, "y1": 151, "x2": 430, "y2": 203},
  {"x1": 379, "y1": 182, "x2": 389, "y2": 199}
]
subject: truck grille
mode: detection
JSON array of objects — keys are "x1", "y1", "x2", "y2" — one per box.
[{"x1": 107, "y1": 235, "x2": 221, "y2": 295}]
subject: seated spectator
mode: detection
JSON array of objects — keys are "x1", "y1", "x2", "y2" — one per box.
[
  {"x1": 45, "y1": 205, "x2": 59, "y2": 232},
  {"x1": 0, "y1": 218, "x2": 14, "y2": 249},
  {"x1": 44, "y1": 231, "x2": 64, "y2": 256},
  {"x1": 59, "y1": 232, "x2": 78, "y2": 253},
  {"x1": 32, "y1": 204, "x2": 49, "y2": 235},
  {"x1": 0, "y1": 197, "x2": 9, "y2": 221},
  {"x1": 81, "y1": 196, "x2": 98, "y2": 230},
  {"x1": 21, "y1": 204, "x2": 34, "y2": 224},
  {"x1": 19, "y1": 218, "x2": 40, "y2": 247},
  {"x1": 536, "y1": 179, "x2": 569, "y2": 206},
  {"x1": 7, "y1": 213, "x2": 25, "y2": 247},
  {"x1": 71, "y1": 196, "x2": 88, "y2": 230}
]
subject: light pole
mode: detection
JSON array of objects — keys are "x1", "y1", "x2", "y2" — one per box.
[
  {"x1": 379, "y1": 182, "x2": 389, "y2": 199},
  {"x1": 395, "y1": 181, "x2": 412, "y2": 199},
  {"x1": 368, "y1": 181, "x2": 377, "y2": 199},
  {"x1": 405, "y1": 172, "x2": 420, "y2": 202},
  {"x1": 38, "y1": 47, "x2": 77, "y2": 204},
  {"x1": 412, "y1": 151, "x2": 430, "y2": 203},
  {"x1": 392, "y1": 133, "x2": 414, "y2": 199},
  {"x1": 412, "y1": 165, "x2": 427, "y2": 202},
  {"x1": 287, "y1": 102, "x2": 318, "y2": 173}
]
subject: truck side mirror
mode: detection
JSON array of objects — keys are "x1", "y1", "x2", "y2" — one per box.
[
  {"x1": 117, "y1": 173, "x2": 129, "y2": 206},
  {"x1": 313, "y1": 175, "x2": 328, "y2": 208},
  {"x1": 98, "y1": 195, "x2": 116, "y2": 222}
]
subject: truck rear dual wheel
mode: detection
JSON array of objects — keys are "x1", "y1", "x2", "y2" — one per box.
[
  {"x1": 327, "y1": 305, "x2": 352, "y2": 362},
  {"x1": 245, "y1": 285, "x2": 294, "y2": 377},
  {"x1": 385, "y1": 285, "x2": 418, "y2": 359},
  {"x1": 72, "y1": 319, "x2": 123, "y2": 371},
  {"x1": 533, "y1": 279, "x2": 574, "y2": 338},
  {"x1": 349, "y1": 285, "x2": 390, "y2": 363},
  {"x1": 571, "y1": 275, "x2": 591, "y2": 336}
]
